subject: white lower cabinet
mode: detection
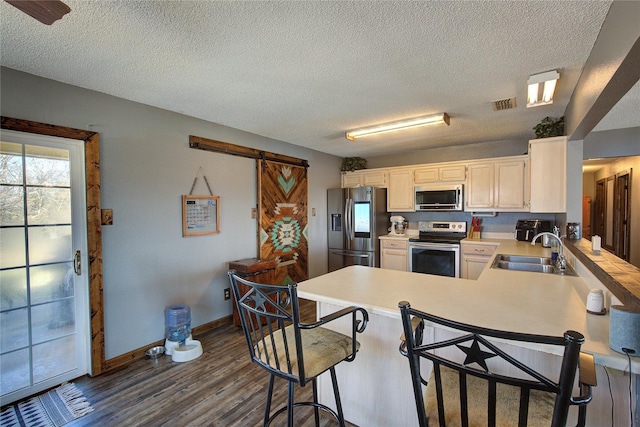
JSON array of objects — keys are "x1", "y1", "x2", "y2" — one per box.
[
  {"x1": 380, "y1": 239, "x2": 408, "y2": 271},
  {"x1": 461, "y1": 242, "x2": 498, "y2": 280}
]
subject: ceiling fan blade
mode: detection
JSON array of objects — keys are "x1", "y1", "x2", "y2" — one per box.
[{"x1": 5, "y1": 0, "x2": 70, "y2": 25}]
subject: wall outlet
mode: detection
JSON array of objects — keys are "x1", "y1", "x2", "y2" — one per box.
[
  {"x1": 101, "y1": 209, "x2": 113, "y2": 225},
  {"x1": 224, "y1": 288, "x2": 231, "y2": 300}
]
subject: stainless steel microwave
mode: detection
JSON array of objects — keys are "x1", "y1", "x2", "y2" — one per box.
[{"x1": 414, "y1": 184, "x2": 463, "y2": 211}]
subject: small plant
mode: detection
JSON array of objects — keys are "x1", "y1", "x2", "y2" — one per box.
[
  {"x1": 533, "y1": 116, "x2": 564, "y2": 139},
  {"x1": 340, "y1": 157, "x2": 367, "y2": 172}
]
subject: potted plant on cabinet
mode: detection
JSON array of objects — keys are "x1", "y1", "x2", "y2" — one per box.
[
  {"x1": 533, "y1": 116, "x2": 564, "y2": 139},
  {"x1": 340, "y1": 157, "x2": 367, "y2": 173}
]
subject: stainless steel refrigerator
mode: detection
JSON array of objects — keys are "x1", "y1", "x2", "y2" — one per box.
[{"x1": 327, "y1": 187, "x2": 388, "y2": 272}]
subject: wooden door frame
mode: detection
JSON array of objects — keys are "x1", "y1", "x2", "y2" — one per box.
[
  {"x1": 614, "y1": 170, "x2": 632, "y2": 261},
  {"x1": 594, "y1": 179, "x2": 605, "y2": 242},
  {"x1": 1, "y1": 116, "x2": 105, "y2": 376},
  {"x1": 603, "y1": 175, "x2": 616, "y2": 251}
]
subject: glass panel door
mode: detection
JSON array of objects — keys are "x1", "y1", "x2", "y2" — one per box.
[{"x1": 0, "y1": 130, "x2": 88, "y2": 405}]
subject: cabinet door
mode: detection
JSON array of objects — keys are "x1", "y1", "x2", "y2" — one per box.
[
  {"x1": 466, "y1": 163, "x2": 494, "y2": 209},
  {"x1": 529, "y1": 137, "x2": 566, "y2": 213},
  {"x1": 461, "y1": 242, "x2": 497, "y2": 279},
  {"x1": 462, "y1": 256, "x2": 490, "y2": 280},
  {"x1": 414, "y1": 165, "x2": 465, "y2": 184},
  {"x1": 363, "y1": 170, "x2": 388, "y2": 187},
  {"x1": 388, "y1": 169, "x2": 414, "y2": 211},
  {"x1": 342, "y1": 172, "x2": 363, "y2": 188},
  {"x1": 440, "y1": 165, "x2": 466, "y2": 182},
  {"x1": 495, "y1": 159, "x2": 527, "y2": 210},
  {"x1": 381, "y1": 248, "x2": 408, "y2": 271},
  {"x1": 414, "y1": 167, "x2": 439, "y2": 184}
]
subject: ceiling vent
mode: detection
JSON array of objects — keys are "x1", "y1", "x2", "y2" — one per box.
[{"x1": 491, "y1": 97, "x2": 517, "y2": 111}]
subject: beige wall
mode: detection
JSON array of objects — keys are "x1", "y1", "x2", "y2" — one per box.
[{"x1": 583, "y1": 171, "x2": 596, "y2": 198}]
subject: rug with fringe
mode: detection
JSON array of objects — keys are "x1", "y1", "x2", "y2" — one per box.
[{"x1": 0, "y1": 383, "x2": 93, "y2": 427}]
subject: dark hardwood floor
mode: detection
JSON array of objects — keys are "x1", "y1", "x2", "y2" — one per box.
[{"x1": 67, "y1": 299, "x2": 355, "y2": 426}]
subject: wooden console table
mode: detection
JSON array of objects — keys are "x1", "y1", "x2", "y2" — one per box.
[{"x1": 228, "y1": 258, "x2": 278, "y2": 326}]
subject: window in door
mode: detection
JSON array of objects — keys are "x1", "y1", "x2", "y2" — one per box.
[{"x1": 0, "y1": 131, "x2": 89, "y2": 405}]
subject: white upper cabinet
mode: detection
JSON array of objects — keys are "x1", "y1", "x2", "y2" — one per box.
[
  {"x1": 339, "y1": 155, "x2": 535, "y2": 214},
  {"x1": 495, "y1": 159, "x2": 529, "y2": 209},
  {"x1": 387, "y1": 169, "x2": 415, "y2": 212},
  {"x1": 341, "y1": 169, "x2": 388, "y2": 188},
  {"x1": 465, "y1": 157, "x2": 528, "y2": 212},
  {"x1": 529, "y1": 136, "x2": 566, "y2": 213},
  {"x1": 414, "y1": 164, "x2": 466, "y2": 184},
  {"x1": 466, "y1": 163, "x2": 494, "y2": 209},
  {"x1": 342, "y1": 172, "x2": 364, "y2": 188}
]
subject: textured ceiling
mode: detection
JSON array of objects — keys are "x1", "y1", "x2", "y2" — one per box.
[{"x1": 1, "y1": 0, "x2": 633, "y2": 158}]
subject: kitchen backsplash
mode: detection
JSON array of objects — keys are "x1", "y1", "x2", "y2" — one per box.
[{"x1": 390, "y1": 211, "x2": 557, "y2": 234}]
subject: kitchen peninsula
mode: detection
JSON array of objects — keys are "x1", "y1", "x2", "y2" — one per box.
[{"x1": 297, "y1": 239, "x2": 638, "y2": 426}]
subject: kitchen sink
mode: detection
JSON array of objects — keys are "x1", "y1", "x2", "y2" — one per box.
[
  {"x1": 493, "y1": 254, "x2": 554, "y2": 265},
  {"x1": 490, "y1": 254, "x2": 577, "y2": 276}
]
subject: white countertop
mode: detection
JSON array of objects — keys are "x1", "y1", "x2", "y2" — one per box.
[{"x1": 299, "y1": 239, "x2": 637, "y2": 372}]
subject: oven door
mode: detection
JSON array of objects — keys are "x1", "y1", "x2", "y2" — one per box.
[{"x1": 409, "y1": 242, "x2": 460, "y2": 278}]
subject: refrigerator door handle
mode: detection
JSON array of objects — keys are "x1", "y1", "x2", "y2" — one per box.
[
  {"x1": 344, "y1": 198, "x2": 348, "y2": 239},
  {"x1": 345, "y1": 198, "x2": 353, "y2": 240},
  {"x1": 329, "y1": 250, "x2": 370, "y2": 258},
  {"x1": 349, "y1": 198, "x2": 355, "y2": 240}
]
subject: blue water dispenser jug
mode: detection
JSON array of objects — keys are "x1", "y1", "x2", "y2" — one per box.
[{"x1": 165, "y1": 305, "x2": 191, "y2": 344}]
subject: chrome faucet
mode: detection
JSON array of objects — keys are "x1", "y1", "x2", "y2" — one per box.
[{"x1": 531, "y1": 232, "x2": 567, "y2": 270}]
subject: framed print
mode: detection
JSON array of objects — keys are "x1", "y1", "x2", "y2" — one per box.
[{"x1": 182, "y1": 195, "x2": 220, "y2": 237}]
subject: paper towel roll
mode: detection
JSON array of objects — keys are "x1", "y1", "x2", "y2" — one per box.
[
  {"x1": 592, "y1": 235, "x2": 601, "y2": 252},
  {"x1": 609, "y1": 305, "x2": 640, "y2": 355}
]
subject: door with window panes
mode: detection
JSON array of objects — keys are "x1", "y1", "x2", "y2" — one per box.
[{"x1": 0, "y1": 130, "x2": 89, "y2": 405}]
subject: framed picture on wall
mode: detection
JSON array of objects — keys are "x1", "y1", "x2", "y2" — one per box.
[{"x1": 182, "y1": 195, "x2": 220, "y2": 237}]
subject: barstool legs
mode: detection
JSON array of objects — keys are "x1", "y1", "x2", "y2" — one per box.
[
  {"x1": 330, "y1": 367, "x2": 346, "y2": 427},
  {"x1": 264, "y1": 374, "x2": 275, "y2": 427},
  {"x1": 312, "y1": 379, "x2": 320, "y2": 426}
]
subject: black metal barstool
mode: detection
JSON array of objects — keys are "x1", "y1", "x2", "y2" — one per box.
[
  {"x1": 398, "y1": 301, "x2": 597, "y2": 427},
  {"x1": 228, "y1": 271, "x2": 368, "y2": 427}
]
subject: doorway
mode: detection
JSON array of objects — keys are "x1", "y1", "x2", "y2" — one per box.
[
  {"x1": 593, "y1": 170, "x2": 632, "y2": 262},
  {"x1": 614, "y1": 171, "x2": 631, "y2": 261},
  {"x1": 0, "y1": 131, "x2": 89, "y2": 405}
]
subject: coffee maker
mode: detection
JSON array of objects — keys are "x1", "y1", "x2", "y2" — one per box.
[{"x1": 515, "y1": 219, "x2": 552, "y2": 242}]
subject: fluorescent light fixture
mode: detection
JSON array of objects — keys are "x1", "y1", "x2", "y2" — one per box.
[
  {"x1": 345, "y1": 113, "x2": 450, "y2": 140},
  {"x1": 527, "y1": 70, "x2": 559, "y2": 108}
]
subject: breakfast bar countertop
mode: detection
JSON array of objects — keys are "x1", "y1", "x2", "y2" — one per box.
[{"x1": 298, "y1": 240, "x2": 637, "y2": 373}]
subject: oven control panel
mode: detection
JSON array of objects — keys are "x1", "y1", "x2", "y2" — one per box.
[{"x1": 418, "y1": 221, "x2": 467, "y2": 233}]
